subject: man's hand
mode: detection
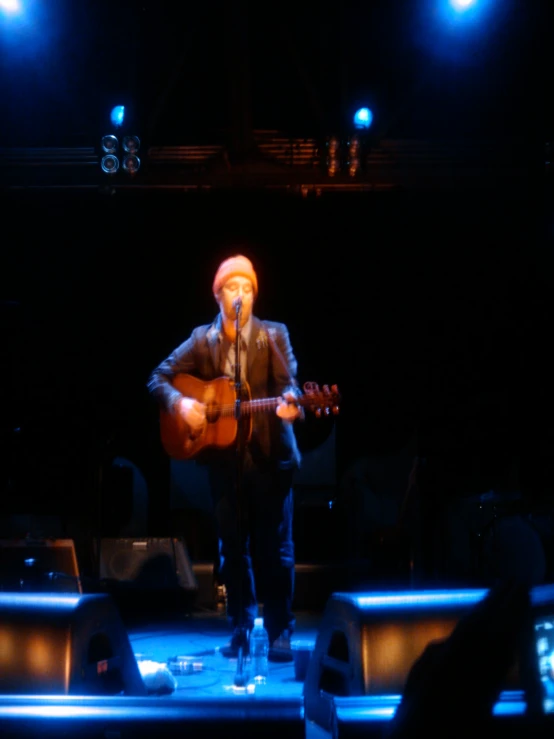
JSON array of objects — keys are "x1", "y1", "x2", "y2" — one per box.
[
  {"x1": 178, "y1": 396, "x2": 207, "y2": 434},
  {"x1": 276, "y1": 392, "x2": 302, "y2": 423}
]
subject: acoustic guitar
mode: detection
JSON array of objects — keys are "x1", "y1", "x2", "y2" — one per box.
[{"x1": 159, "y1": 374, "x2": 340, "y2": 460}]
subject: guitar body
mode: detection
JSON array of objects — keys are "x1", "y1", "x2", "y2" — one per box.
[{"x1": 160, "y1": 375, "x2": 252, "y2": 460}]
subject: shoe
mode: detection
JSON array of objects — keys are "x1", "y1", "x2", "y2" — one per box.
[
  {"x1": 268, "y1": 630, "x2": 294, "y2": 663},
  {"x1": 219, "y1": 628, "x2": 250, "y2": 659}
]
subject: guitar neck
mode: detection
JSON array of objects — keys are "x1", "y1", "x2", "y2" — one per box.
[
  {"x1": 245, "y1": 397, "x2": 288, "y2": 415},
  {"x1": 205, "y1": 390, "x2": 336, "y2": 421},
  {"x1": 212, "y1": 397, "x2": 283, "y2": 420}
]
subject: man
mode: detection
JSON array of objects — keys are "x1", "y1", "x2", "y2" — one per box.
[{"x1": 147, "y1": 254, "x2": 303, "y2": 661}]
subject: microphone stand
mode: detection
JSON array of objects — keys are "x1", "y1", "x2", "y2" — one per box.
[{"x1": 232, "y1": 299, "x2": 248, "y2": 687}]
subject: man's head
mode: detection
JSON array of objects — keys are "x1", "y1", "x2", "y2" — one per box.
[{"x1": 213, "y1": 254, "x2": 257, "y2": 329}]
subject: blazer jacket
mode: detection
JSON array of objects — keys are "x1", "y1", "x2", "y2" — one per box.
[{"x1": 147, "y1": 314, "x2": 302, "y2": 470}]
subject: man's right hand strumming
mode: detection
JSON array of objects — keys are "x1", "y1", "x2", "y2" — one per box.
[{"x1": 178, "y1": 396, "x2": 207, "y2": 434}]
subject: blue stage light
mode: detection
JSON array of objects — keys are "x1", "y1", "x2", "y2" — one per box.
[
  {"x1": 110, "y1": 105, "x2": 125, "y2": 128},
  {"x1": 450, "y1": 0, "x2": 477, "y2": 11},
  {"x1": 441, "y1": 0, "x2": 489, "y2": 25},
  {"x1": 353, "y1": 107, "x2": 373, "y2": 130},
  {"x1": 0, "y1": 0, "x2": 21, "y2": 13}
]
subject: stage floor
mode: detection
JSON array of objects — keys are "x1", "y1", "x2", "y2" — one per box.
[{"x1": 126, "y1": 605, "x2": 323, "y2": 701}]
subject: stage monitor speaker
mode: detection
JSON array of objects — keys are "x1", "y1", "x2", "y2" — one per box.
[
  {"x1": 98, "y1": 537, "x2": 197, "y2": 591},
  {"x1": 0, "y1": 538, "x2": 81, "y2": 594},
  {"x1": 0, "y1": 592, "x2": 147, "y2": 696},
  {"x1": 303, "y1": 588, "x2": 524, "y2": 738}
]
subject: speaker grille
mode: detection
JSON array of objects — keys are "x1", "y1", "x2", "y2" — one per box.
[{"x1": 99, "y1": 537, "x2": 197, "y2": 591}]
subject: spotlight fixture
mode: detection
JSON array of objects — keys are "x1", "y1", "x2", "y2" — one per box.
[
  {"x1": 122, "y1": 135, "x2": 140, "y2": 154},
  {"x1": 101, "y1": 135, "x2": 119, "y2": 154},
  {"x1": 101, "y1": 154, "x2": 120, "y2": 174},
  {"x1": 122, "y1": 153, "x2": 140, "y2": 175},
  {"x1": 326, "y1": 136, "x2": 340, "y2": 177},
  {"x1": 347, "y1": 134, "x2": 361, "y2": 177}
]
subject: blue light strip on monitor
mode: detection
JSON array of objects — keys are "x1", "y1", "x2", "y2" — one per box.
[
  {"x1": 351, "y1": 589, "x2": 488, "y2": 610},
  {"x1": 338, "y1": 583, "x2": 554, "y2": 611},
  {"x1": 332, "y1": 690, "x2": 527, "y2": 723},
  {"x1": 0, "y1": 594, "x2": 81, "y2": 608}
]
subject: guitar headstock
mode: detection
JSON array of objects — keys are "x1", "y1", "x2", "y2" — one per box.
[{"x1": 302, "y1": 382, "x2": 340, "y2": 418}]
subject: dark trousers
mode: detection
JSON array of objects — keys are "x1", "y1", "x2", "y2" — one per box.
[{"x1": 207, "y1": 455, "x2": 296, "y2": 643}]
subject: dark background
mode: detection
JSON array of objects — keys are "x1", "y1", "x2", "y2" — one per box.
[{"x1": 1, "y1": 0, "x2": 553, "y2": 552}]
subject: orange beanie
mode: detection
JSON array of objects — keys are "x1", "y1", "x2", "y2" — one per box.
[{"x1": 212, "y1": 255, "x2": 258, "y2": 296}]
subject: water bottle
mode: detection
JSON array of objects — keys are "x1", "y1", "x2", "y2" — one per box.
[{"x1": 249, "y1": 617, "x2": 269, "y2": 684}]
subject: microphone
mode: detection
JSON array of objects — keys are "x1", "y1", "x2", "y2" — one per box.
[{"x1": 233, "y1": 296, "x2": 242, "y2": 312}]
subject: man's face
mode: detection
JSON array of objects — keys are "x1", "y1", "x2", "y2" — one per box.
[{"x1": 217, "y1": 275, "x2": 255, "y2": 326}]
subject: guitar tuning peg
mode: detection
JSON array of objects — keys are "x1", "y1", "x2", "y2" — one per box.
[
  {"x1": 314, "y1": 408, "x2": 322, "y2": 419},
  {"x1": 324, "y1": 407, "x2": 330, "y2": 416}
]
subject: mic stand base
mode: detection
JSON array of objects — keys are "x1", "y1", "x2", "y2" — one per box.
[{"x1": 233, "y1": 625, "x2": 250, "y2": 687}]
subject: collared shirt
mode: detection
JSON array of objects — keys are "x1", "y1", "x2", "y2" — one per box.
[{"x1": 220, "y1": 316, "x2": 252, "y2": 381}]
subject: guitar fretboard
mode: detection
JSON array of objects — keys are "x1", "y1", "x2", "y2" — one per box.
[{"x1": 206, "y1": 397, "x2": 283, "y2": 421}]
